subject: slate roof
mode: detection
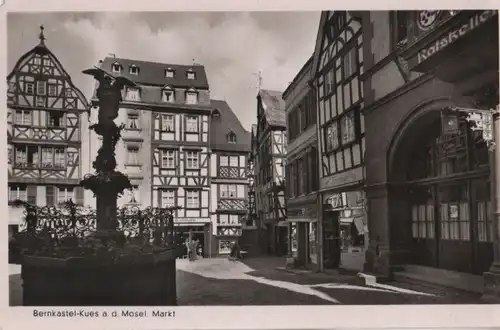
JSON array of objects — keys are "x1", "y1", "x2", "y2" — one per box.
[
  {"x1": 210, "y1": 99, "x2": 251, "y2": 153},
  {"x1": 99, "y1": 56, "x2": 209, "y2": 89},
  {"x1": 258, "y1": 89, "x2": 286, "y2": 128}
]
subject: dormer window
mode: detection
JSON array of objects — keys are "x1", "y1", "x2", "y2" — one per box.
[
  {"x1": 165, "y1": 68, "x2": 175, "y2": 78},
  {"x1": 186, "y1": 89, "x2": 198, "y2": 105},
  {"x1": 227, "y1": 131, "x2": 237, "y2": 144},
  {"x1": 129, "y1": 64, "x2": 139, "y2": 75},
  {"x1": 162, "y1": 87, "x2": 175, "y2": 103},
  {"x1": 125, "y1": 87, "x2": 140, "y2": 101},
  {"x1": 187, "y1": 69, "x2": 195, "y2": 80},
  {"x1": 212, "y1": 109, "x2": 221, "y2": 119},
  {"x1": 112, "y1": 62, "x2": 121, "y2": 73}
]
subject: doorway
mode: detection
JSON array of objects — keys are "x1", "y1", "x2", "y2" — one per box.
[{"x1": 323, "y1": 209, "x2": 341, "y2": 269}]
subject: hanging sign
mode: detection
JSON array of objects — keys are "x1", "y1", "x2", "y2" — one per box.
[{"x1": 416, "y1": 10, "x2": 497, "y2": 65}]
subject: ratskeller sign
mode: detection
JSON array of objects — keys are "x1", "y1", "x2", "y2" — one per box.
[{"x1": 416, "y1": 10, "x2": 497, "y2": 64}]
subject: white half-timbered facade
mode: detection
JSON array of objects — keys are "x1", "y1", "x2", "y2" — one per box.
[
  {"x1": 311, "y1": 11, "x2": 367, "y2": 270},
  {"x1": 92, "y1": 56, "x2": 214, "y2": 257},
  {"x1": 209, "y1": 100, "x2": 251, "y2": 256},
  {"x1": 254, "y1": 89, "x2": 288, "y2": 255},
  {"x1": 7, "y1": 27, "x2": 88, "y2": 235}
]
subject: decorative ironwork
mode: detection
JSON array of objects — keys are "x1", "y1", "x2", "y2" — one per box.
[
  {"x1": 9, "y1": 199, "x2": 182, "y2": 259},
  {"x1": 417, "y1": 11, "x2": 442, "y2": 31}
]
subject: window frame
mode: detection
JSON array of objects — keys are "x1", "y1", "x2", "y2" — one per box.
[
  {"x1": 162, "y1": 114, "x2": 175, "y2": 132},
  {"x1": 186, "y1": 190, "x2": 200, "y2": 209},
  {"x1": 185, "y1": 151, "x2": 199, "y2": 169},
  {"x1": 161, "y1": 189, "x2": 176, "y2": 208},
  {"x1": 186, "y1": 91, "x2": 199, "y2": 105},
  {"x1": 161, "y1": 149, "x2": 176, "y2": 169},
  {"x1": 185, "y1": 115, "x2": 199, "y2": 133}
]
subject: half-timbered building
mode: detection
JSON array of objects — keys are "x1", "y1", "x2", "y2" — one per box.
[
  {"x1": 90, "y1": 56, "x2": 213, "y2": 257},
  {"x1": 361, "y1": 10, "x2": 499, "y2": 297},
  {"x1": 7, "y1": 27, "x2": 88, "y2": 237},
  {"x1": 209, "y1": 100, "x2": 252, "y2": 256},
  {"x1": 283, "y1": 56, "x2": 320, "y2": 269},
  {"x1": 310, "y1": 11, "x2": 367, "y2": 271},
  {"x1": 254, "y1": 89, "x2": 287, "y2": 256}
]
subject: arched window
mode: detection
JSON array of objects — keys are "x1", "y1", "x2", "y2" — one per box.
[
  {"x1": 212, "y1": 109, "x2": 221, "y2": 119},
  {"x1": 227, "y1": 131, "x2": 237, "y2": 144}
]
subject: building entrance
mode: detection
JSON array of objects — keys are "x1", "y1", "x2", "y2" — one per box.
[{"x1": 403, "y1": 116, "x2": 493, "y2": 274}]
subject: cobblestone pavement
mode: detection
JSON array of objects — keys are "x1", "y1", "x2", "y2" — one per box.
[
  {"x1": 176, "y1": 257, "x2": 483, "y2": 305},
  {"x1": 9, "y1": 258, "x2": 483, "y2": 306}
]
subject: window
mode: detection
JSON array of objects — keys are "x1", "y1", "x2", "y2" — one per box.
[
  {"x1": 15, "y1": 110, "x2": 32, "y2": 125},
  {"x1": 187, "y1": 71, "x2": 195, "y2": 79},
  {"x1": 161, "y1": 190, "x2": 176, "y2": 208},
  {"x1": 48, "y1": 84, "x2": 57, "y2": 97},
  {"x1": 33, "y1": 58, "x2": 41, "y2": 65},
  {"x1": 9, "y1": 185, "x2": 27, "y2": 201},
  {"x1": 186, "y1": 151, "x2": 199, "y2": 169},
  {"x1": 186, "y1": 116, "x2": 198, "y2": 133},
  {"x1": 47, "y1": 111, "x2": 63, "y2": 127},
  {"x1": 220, "y1": 184, "x2": 237, "y2": 198},
  {"x1": 162, "y1": 89, "x2": 175, "y2": 102},
  {"x1": 126, "y1": 88, "x2": 140, "y2": 101},
  {"x1": 54, "y1": 148, "x2": 65, "y2": 167},
  {"x1": 227, "y1": 132, "x2": 237, "y2": 144},
  {"x1": 162, "y1": 115, "x2": 175, "y2": 132},
  {"x1": 161, "y1": 150, "x2": 175, "y2": 168},
  {"x1": 325, "y1": 69, "x2": 334, "y2": 95},
  {"x1": 15, "y1": 145, "x2": 39, "y2": 168},
  {"x1": 57, "y1": 187, "x2": 74, "y2": 204},
  {"x1": 25, "y1": 83, "x2": 34, "y2": 95},
  {"x1": 326, "y1": 122, "x2": 339, "y2": 151},
  {"x1": 36, "y1": 81, "x2": 46, "y2": 95},
  {"x1": 40, "y1": 147, "x2": 65, "y2": 168},
  {"x1": 41, "y1": 147, "x2": 53, "y2": 168},
  {"x1": 212, "y1": 109, "x2": 221, "y2": 119},
  {"x1": 220, "y1": 155, "x2": 229, "y2": 167},
  {"x1": 186, "y1": 190, "x2": 200, "y2": 208},
  {"x1": 341, "y1": 112, "x2": 356, "y2": 145},
  {"x1": 343, "y1": 48, "x2": 357, "y2": 79},
  {"x1": 43, "y1": 58, "x2": 51, "y2": 66},
  {"x1": 127, "y1": 147, "x2": 140, "y2": 165},
  {"x1": 129, "y1": 65, "x2": 139, "y2": 75},
  {"x1": 112, "y1": 63, "x2": 121, "y2": 73},
  {"x1": 165, "y1": 69, "x2": 175, "y2": 78},
  {"x1": 127, "y1": 114, "x2": 139, "y2": 129},
  {"x1": 229, "y1": 215, "x2": 239, "y2": 224},
  {"x1": 186, "y1": 91, "x2": 198, "y2": 104}
]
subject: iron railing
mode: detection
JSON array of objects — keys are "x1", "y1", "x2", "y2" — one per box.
[{"x1": 9, "y1": 199, "x2": 182, "y2": 259}]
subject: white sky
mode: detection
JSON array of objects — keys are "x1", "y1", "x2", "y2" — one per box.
[{"x1": 7, "y1": 12, "x2": 321, "y2": 130}]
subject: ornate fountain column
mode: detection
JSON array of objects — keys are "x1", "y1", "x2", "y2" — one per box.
[{"x1": 81, "y1": 67, "x2": 135, "y2": 237}]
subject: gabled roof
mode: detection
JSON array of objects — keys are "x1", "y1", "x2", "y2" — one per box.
[
  {"x1": 210, "y1": 99, "x2": 251, "y2": 153},
  {"x1": 100, "y1": 57, "x2": 209, "y2": 89},
  {"x1": 282, "y1": 55, "x2": 314, "y2": 100},
  {"x1": 258, "y1": 89, "x2": 286, "y2": 128},
  {"x1": 310, "y1": 11, "x2": 330, "y2": 81},
  {"x1": 7, "y1": 29, "x2": 89, "y2": 110}
]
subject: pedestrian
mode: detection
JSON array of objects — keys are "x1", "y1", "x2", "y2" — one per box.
[
  {"x1": 229, "y1": 241, "x2": 242, "y2": 261},
  {"x1": 186, "y1": 239, "x2": 193, "y2": 261}
]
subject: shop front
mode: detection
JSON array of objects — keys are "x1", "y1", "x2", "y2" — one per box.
[
  {"x1": 287, "y1": 198, "x2": 319, "y2": 269},
  {"x1": 174, "y1": 220, "x2": 212, "y2": 258}
]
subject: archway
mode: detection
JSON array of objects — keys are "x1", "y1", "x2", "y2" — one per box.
[{"x1": 387, "y1": 99, "x2": 493, "y2": 275}]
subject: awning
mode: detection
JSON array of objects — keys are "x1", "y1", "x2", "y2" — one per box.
[
  {"x1": 340, "y1": 217, "x2": 353, "y2": 224},
  {"x1": 353, "y1": 217, "x2": 365, "y2": 234},
  {"x1": 287, "y1": 217, "x2": 318, "y2": 223}
]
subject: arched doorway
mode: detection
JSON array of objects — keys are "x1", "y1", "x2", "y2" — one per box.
[{"x1": 390, "y1": 107, "x2": 493, "y2": 275}]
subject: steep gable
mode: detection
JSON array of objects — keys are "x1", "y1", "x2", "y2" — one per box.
[
  {"x1": 210, "y1": 99, "x2": 251, "y2": 152},
  {"x1": 258, "y1": 89, "x2": 286, "y2": 128}
]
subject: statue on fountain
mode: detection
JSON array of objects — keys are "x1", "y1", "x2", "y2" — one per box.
[{"x1": 80, "y1": 66, "x2": 136, "y2": 232}]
